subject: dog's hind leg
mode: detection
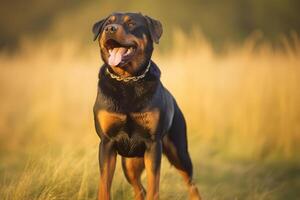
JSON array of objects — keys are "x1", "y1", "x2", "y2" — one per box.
[
  {"x1": 163, "y1": 105, "x2": 202, "y2": 200},
  {"x1": 122, "y1": 157, "x2": 146, "y2": 200}
]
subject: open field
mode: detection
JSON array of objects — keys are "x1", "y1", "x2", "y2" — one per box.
[{"x1": 0, "y1": 32, "x2": 300, "y2": 199}]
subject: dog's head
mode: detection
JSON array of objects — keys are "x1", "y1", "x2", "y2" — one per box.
[{"x1": 92, "y1": 12, "x2": 162, "y2": 77}]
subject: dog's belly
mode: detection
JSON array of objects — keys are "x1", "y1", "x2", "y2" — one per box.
[{"x1": 113, "y1": 132, "x2": 146, "y2": 157}]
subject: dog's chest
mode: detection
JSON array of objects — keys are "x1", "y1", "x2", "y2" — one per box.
[
  {"x1": 97, "y1": 110, "x2": 160, "y2": 157},
  {"x1": 98, "y1": 110, "x2": 160, "y2": 135}
]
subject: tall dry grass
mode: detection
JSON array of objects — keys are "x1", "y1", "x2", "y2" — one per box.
[{"x1": 0, "y1": 30, "x2": 299, "y2": 199}]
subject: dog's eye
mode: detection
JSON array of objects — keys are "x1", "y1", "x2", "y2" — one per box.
[
  {"x1": 127, "y1": 22, "x2": 135, "y2": 28},
  {"x1": 106, "y1": 18, "x2": 115, "y2": 25},
  {"x1": 106, "y1": 20, "x2": 112, "y2": 24}
]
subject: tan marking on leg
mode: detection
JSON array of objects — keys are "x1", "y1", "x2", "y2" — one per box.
[
  {"x1": 144, "y1": 141, "x2": 162, "y2": 200},
  {"x1": 145, "y1": 156, "x2": 160, "y2": 200},
  {"x1": 163, "y1": 136, "x2": 202, "y2": 200},
  {"x1": 122, "y1": 157, "x2": 146, "y2": 200},
  {"x1": 98, "y1": 141, "x2": 117, "y2": 200}
]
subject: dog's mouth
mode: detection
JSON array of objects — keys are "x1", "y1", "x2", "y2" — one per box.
[{"x1": 105, "y1": 39, "x2": 137, "y2": 67}]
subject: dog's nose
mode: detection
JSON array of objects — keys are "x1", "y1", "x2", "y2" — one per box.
[{"x1": 105, "y1": 24, "x2": 118, "y2": 34}]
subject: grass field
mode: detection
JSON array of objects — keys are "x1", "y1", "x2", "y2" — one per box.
[{"x1": 0, "y1": 31, "x2": 300, "y2": 200}]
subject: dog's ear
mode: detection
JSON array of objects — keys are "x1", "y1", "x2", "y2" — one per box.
[
  {"x1": 92, "y1": 17, "x2": 107, "y2": 41},
  {"x1": 144, "y1": 15, "x2": 163, "y2": 44}
]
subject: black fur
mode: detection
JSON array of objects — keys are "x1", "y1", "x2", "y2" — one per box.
[
  {"x1": 96, "y1": 62, "x2": 161, "y2": 112},
  {"x1": 93, "y1": 12, "x2": 201, "y2": 200}
]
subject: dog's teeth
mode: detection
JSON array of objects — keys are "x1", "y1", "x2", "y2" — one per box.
[{"x1": 124, "y1": 48, "x2": 131, "y2": 56}]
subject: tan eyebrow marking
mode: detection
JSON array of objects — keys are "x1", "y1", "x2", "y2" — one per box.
[
  {"x1": 109, "y1": 15, "x2": 116, "y2": 21},
  {"x1": 123, "y1": 15, "x2": 131, "y2": 22}
]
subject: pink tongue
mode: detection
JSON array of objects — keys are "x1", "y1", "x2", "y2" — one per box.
[{"x1": 108, "y1": 47, "x2": 127, "y2": 66}]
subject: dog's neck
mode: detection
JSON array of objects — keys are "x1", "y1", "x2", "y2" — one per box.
[
  {"x1": 98, "y1": 61, "x2": 161, "y2": 112},
  {"x1": 105, "y1": 61, "x2": 152, "y2": 82},
  {"x1": 99, "y1": 60, "x2": 161, "y2": 81}
]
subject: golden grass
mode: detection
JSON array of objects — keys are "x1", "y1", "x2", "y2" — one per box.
[{"x1": 0, "y1": 31, "x2": 299, "y2": 199}]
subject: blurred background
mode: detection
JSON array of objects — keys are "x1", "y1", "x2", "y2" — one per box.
[
  {"x1": 1, "y1": 0, "x2": 300, "y2": 51},
  {"x1": 0, "y1": 0, "x2": 299, "y2": 199}
]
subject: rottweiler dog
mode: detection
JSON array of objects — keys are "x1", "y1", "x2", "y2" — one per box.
[{"x1": 92, "y1": 12, "x2": 201, "y2": 200}]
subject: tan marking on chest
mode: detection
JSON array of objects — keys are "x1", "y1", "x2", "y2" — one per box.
[
  {"x1": 130, "y1": 109, "x2": 160, "y2": 134},
  {"x1": 97, "y1": 110, "x2": 126, "y2": 134}
]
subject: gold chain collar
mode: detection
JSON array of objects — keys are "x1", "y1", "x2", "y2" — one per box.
[{"x1": 105, "y1": 61, "x2": 151, "y2": 82}]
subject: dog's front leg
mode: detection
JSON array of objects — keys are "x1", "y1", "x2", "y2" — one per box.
[
  {"x1": 144, "y1": 140, "x2": 162, "y2": 200},
  {"x1": 98, "y1": 139, "x2": 117, "y2": 200}
]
